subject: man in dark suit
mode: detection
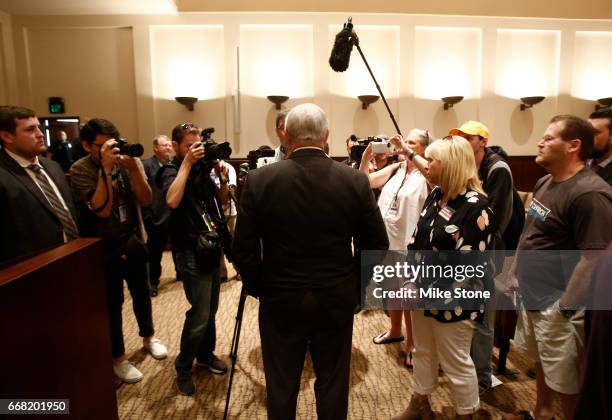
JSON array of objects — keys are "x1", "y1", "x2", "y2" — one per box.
[
  {"x1": 142, "y1": 134, "x2": 175, "y2": 296},
  {"x1": 232, "y1": 103, "x2": 389, "y2": 420},
  {"x1": 0, "y1": 106, "x2": 79, "y2": 263}
]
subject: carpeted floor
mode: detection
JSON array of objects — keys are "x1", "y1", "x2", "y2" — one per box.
[{"x1": 116, "y1": 252, "x2": 561, "y2": 419}]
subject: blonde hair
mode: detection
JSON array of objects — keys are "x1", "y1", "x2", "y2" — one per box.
[{"x1": 425, "y1": 136, "x2": 484, "y2": 200}]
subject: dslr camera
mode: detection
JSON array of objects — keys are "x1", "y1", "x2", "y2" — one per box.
[
  {"x1": 115, "y1": 138, "x2": 144, "y2": 158},
  {"x1": 199, "y1": 127, "x2": 232, "y2": 163}
]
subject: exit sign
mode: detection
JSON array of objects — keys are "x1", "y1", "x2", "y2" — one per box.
[{"x1": 48, "y1": 97, "x2": 65, "y2": 114}]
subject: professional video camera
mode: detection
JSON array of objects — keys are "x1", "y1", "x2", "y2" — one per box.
[
  {"x1": 246, "y1": 146, "x2": 277, "y2": 170},
  {"x1": 349, "y1": 135, "x2": 386, "y2": 162},
  {"x1": 115, "y1": 138, "x2": 144, "y2": 158},
  {"x1": 200, "y1": 127, "x2": 232, "y2": 163}
]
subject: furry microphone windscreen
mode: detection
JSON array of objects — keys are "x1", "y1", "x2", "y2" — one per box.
[{"x1": 329, "y1": 26, "x2": 355, "y2": 72}]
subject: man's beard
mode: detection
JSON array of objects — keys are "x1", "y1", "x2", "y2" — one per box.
[{"x1": 592, "y1": 141, "x2": 611, "y2": 159}]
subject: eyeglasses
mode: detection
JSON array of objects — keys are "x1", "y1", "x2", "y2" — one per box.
[{"x1": 180, "y1": 123, "x2": 195, "y2": 130}]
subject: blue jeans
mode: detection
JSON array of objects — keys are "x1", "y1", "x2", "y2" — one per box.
[{"x1": 174, "y1": 249, "x2": 220, "y2": 373}]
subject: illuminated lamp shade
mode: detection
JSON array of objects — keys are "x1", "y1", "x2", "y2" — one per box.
[
  {"x1": 175, "y1": 96, "x2": 198, "y2": 111},
  {"x1": 442, "y1": 96, "x2": 463, "y2": 110},
  {"x1": 520, "y1": 96, "x2": 545, "y2": 111},
  {"x1": 596, "y1": 97, "x2": 612, "y2": 110},
  {"x1": 267, "y1": 95, "x2": 289, "y2": 110}
]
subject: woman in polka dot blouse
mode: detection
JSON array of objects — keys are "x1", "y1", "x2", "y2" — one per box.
[{"x1": 393, "y1": 136, "x2": 496, "y2": 420}]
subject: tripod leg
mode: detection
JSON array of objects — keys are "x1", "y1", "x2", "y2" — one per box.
[{"x1": 224, "y1": 286, "x2": 249, "y2": 420}]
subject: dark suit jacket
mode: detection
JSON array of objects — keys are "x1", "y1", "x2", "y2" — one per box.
[
  {"x1": 0, "y1": 148, "x2": 78, "y2": 263},
  {"x1": 595, "y1": 162, "x2": 612, "y2": 187},
  {"x1": 141, "y1": 156, "x2": 171, "y2": 227},
  {"x1": 232, "y1": 148, "x2": 389, "y2": 322}
]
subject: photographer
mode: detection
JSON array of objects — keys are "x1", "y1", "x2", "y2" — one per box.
[
  {"x1": 161, "y1": 123, "x2": 227, "y2": 396},
  {"x1": 210, "y1": 159, "x2": 237, "y2": 281},
  {"x1": 69, "y1": 118, "x2": 167, "y2": 384},
  {"x1": 360, "y1": 129, "x2": 431, "y2": 369}
]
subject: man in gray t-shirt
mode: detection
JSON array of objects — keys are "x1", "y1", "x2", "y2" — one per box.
[{"x1": 507, "y1": 115, "x2": 612, "y2": 420}]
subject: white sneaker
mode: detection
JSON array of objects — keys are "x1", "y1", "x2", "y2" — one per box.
[
  {"x1": 113, "y1": 361, "x2": 143, "y2": 383},
  {"x1": 143, "y1": 338, "x2": 168, "y2": 360}
]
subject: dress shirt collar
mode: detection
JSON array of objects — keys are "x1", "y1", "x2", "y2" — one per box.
[{"x1": 5, "y1": 148, "x2": 40, "y2": 168}]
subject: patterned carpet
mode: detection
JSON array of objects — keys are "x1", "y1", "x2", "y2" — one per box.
[{"x1": 116, "y1": 252, "x2": 561, "y2": 419}]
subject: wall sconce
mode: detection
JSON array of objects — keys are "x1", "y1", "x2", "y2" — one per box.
[
  {"x1": 175, "y1": 96, "x2": 198, "y2": 111},
  {"x1": 520, "y1": 96, "x2": 545, "y2": 111},
  {"x1": 358, "y1": 95, "x2": 380, "y2": 110},
  {"x1": 267, "y1": 95, "x2": 289, "y2": 110},
  {"x1": 596, "y1": 97, "x2": 612, "y2": 110},
  {"x1": 441, "y1": 96, "x2": 463, "y2": 110}
]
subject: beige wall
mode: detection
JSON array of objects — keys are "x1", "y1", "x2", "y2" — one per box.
[
  {"x1": 0, "y1": 11, "x2": 17, "y2": 105},
  {"x1": 4, "y1": 12, "x2": 612, "y2": 158}
]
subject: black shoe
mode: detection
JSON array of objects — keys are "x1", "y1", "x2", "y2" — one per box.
[
  {"x1": 197, "y1": 355, "x2": 228, "y2": 375},
  {"x1": 177, "y1": 371, "x2": 195, "y2": 395},
  {"x1": 150, "y1": 286, "x2": 158, "y2": 297}
]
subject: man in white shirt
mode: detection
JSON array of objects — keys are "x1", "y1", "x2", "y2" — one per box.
[
  {"x1": 272, "y1": 109, "x2": 289, "y2": 163},
  {"x1": 210, "y1": 159, "x2": 237, "y2": 280}
]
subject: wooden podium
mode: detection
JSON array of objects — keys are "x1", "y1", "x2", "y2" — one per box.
[{"x1": 0, "y1": 238, "x2": 118, "y2": 419}]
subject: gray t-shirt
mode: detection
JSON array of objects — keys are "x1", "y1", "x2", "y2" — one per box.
[
  {"x1": 517, "y1": 167, "x2": 612, "y2": 308},
  {"x1": 69, "y1": 155, "x2": 142, "y2": 243}
]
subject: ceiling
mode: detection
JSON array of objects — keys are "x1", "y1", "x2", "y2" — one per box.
[
  {"x1": 0, "y1": 0, "x2": 611, "y2": 19},
  {"x1": 0, "y1": 0, "x2": 178, "y2": 15}
]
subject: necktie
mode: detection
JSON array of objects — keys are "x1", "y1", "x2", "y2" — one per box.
[{"x1": 28, "y1": 163, "x2": 79, "y2": 241}]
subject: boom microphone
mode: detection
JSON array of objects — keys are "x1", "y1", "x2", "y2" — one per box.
[{"x1": 329, "y1": 17, "x2": 358, "y2": 72}]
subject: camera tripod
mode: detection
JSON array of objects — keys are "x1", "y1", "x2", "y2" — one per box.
[{"x1": 223, "y1": 283, "x2": 249, "y2": 420}]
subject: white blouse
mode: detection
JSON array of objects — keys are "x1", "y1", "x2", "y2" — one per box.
[{"x1": 377, "y1": 163, "x2": 428, "y2": 250}]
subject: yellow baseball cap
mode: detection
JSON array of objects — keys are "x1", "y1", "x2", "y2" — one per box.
[{"x1": 449, "y1": 120, "x2": 489, "y2": 139}]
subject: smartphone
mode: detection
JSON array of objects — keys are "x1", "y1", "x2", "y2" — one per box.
[{"x1": 372, "y1": 141, "x2": 395, "y2": 154}]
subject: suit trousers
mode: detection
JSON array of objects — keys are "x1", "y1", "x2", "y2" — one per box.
[
  {"x1": 105, "y1": 255, "x2": 155, "y2": 358},
  {"x1": 259, "y1": 290, "x2": 354, "y2": 420}
]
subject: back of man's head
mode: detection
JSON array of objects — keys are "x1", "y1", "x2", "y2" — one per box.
[
  {"x1": 285, "y1": 103, "x2": 328, "y2": 144},
  {"x1": 0, "y1": 106, "x2": 36, "y2": 143},
  {"x1": 80, "y1": 118, "x2": 120, "y2": 145},
  {"x1": 550, "y1": 114, "x2": 595, "y2": 161}
]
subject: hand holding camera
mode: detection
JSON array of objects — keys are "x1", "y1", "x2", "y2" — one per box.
[
  {"x1": 371, "y1": 140, "x2": 396, "y2": 154},
  {"x1": 185, "y1": 141, "x2": 206, "y2": 167},
  {"x1": 388, "y1": 134, "x2": 416, "y2": 159},
  {"x1": 100, "y1": 138, "x2": 120, "y2": 173}
]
